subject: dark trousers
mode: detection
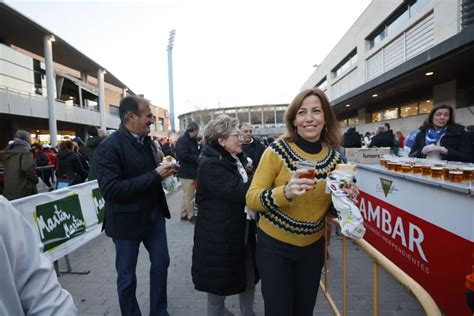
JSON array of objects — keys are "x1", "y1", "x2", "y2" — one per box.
[
  {"x1": 256, "y1": 229, "x2": 324, "y2": 316},
  {"x1": 113, "y1": 212, "x2": 170, "y2": 316},
  {"x1": 38, "y1": 168, "x2": 53, "y2": 188}
]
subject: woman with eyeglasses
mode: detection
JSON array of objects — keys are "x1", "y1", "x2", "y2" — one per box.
[
  {"x1": 192, "y1": 114, "x2": 257, "y2": 316},
  {"x1": 246, "y1": 88, "x2": 359, "y2": 316}
]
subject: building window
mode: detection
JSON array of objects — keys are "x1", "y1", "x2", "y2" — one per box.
[
  {"x1": 316, "y1": 77, "x2": 327, "y2": 91},
  {"x1": 264, "y1": 107, "x2": 275, "y2": 126},
  {"x1": 157, "y1": 118, "x2": 165, "y2": 132},
  {"x1": 367, "y1": 0, "x2": 431, "y2": 49},
  {"x1": 419, "y1": 100, "x2": 433, "y2": 114},
  {"x1": 370, "y1": 99, "x2": 433, "y2": 123},
  {"x1": 400, "y1": 102, "x2": 419, "y2": 117},
  {"x1": 410, "y1": 0, "x2": 430, "y2": 17},
  {"x1": 383, "y1": 107, "x2": 399, "y2": 120},
  {"x1": 347, "y1": 117, "x2": 359, "y2": 126},
  {"x1": 372, "y1": 112, "x2": 382, "y2": 123},
  {"x1": 237, "y1": 110, "x2": 249, "y2": 124},
  {"x1": 332, "y1": 49, "x2": 357, "y2": 78},
  {"x1": 276, "y1": 106, "x2": 286, "y2": 125},
  {"x1": 339, "y1": 119, "x2": 348, "y2": 127},
  {"x1": 224, "y1": 109, "x2": 236, "y2": 118},
  {"x1": 109, "y1": 104, "x2": 119, "y2": 117},
  {"x1": 250, "y1": 108, "x2": 262, "y2": 125}
]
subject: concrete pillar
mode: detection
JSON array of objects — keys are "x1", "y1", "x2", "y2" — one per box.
[
  {"x1": 433, "y1": 80, "x2": 457, "y2": 107},
  {"x1": 357, "y1": 107, "x2": 367, "y2": 124},
  {"x1": 78, "y1": 86, "x2": 83, "y2": 108},
  {"x1": 44, "y1": 35, "x2": 57, "y2": 147},
  {"x1": 98, "y1": 69, "x2": 106, "y2": 130}
]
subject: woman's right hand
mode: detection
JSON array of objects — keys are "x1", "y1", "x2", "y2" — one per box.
[{"x1": 283, "y1": 169, "x2": 315, "y2": 200}]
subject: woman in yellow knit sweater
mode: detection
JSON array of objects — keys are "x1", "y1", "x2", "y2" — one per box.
[{"x1": 246, "y1": 88, "x2": 359, "y2": 316}]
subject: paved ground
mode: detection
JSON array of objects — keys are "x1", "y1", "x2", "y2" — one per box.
[{"x1": 57, "y1": 188, "x2": 424, "y2": 315}]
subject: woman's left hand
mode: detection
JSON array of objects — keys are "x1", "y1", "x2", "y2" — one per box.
[{"x1": 341, "y1": 182, "x2": 360, "y2": 204}]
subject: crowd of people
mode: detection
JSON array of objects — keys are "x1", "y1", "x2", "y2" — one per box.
[
  {"x1": 342, "y1": 106, "x2": 473, "y2": 162},
  {"x1": 0, "y1": 127, "x2": 106, "y2": 200},
  {"x1": 1, "y1": 90, "x2": 473, "y2": 315}
]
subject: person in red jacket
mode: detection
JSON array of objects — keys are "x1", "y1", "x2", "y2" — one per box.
[
  {"x1": 395, "y1": 131, "x2": 405, "y2": 148},
  {"x1": 43, "y1": 145, "x2": 57, "y2": 167},
  {"x1": 43, "y1": 145, "x2": 57, "y2": 189}
]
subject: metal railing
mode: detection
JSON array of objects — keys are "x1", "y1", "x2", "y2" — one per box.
[
  {"x1": 320, "y1": 218, "x2": 441, "y2": 316},
  {"x1": 0, "y1": 165, "x2": 56, "y2": 193}
]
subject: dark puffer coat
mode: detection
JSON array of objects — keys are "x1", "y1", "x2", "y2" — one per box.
[
  {"x1": 409, "y1": 124, "x2": 473, "y2": 162},
  {"x1": 369, "y1": 130, "x2": 395, "y2": 148},
  {"x1": 343, "y1": 127, "x2": 362, "y2": 148},
  {"x1": 192, "y1": 144, "x2": 251, "y2": 296},
  {"x1": 83, "y1": 136, "x2": 103, "y2": 180},
  {"x1": 56, "y1": 151, "x2": 88, "y2": 185},
  {"x1": 95, "y1": 126, "x2": 170, "y2": 240},
  {"x1": 175, "y1": 131, "x2": 200, "y2": 179}
]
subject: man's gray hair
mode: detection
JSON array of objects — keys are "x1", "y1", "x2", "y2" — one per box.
[
  {"x1": 14, "y1": 130, "x2": 31, "y2": 143},
  {"x1": 239, "y1": 122, "x2": 251, "y2": 129},
  {"x1": 186, "y1": 121, "x2": 199, "y2": 132},
  {"x1": 204, "y1": 115, "x2": 238, "y2": 145}
]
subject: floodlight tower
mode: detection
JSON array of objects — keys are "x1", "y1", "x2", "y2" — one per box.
[{"x1": 167, "y1": 29, "x2": 176, "y2": 132}]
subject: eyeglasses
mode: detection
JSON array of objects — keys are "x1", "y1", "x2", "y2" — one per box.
[{"x1": 229, "y1": 133, "x2": 244, "y2": 140}]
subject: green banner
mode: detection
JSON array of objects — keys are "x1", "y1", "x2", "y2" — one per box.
[
  {"x1": 35, "y1": 194, "x2": 86, "y2": 251},
  {"x1": 92, "y1": 187, "x2": 105, "y2": 223}
]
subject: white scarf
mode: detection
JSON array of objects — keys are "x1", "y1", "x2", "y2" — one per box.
[
  {"x1": 233, "y1": 155, "x2": 255, "y2": 220},
  {"x1": 234, "y1": 155, "x2": 248, "y2": 183}
]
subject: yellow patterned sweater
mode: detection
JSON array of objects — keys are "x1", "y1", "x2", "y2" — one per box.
[{"x1": 246, "y1": 138, "x2": 341, "y2": 247}]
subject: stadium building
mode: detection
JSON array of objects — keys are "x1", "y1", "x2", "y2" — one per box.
[
  {"x1": 0, "y1": 2, "x2": 171, "y2": 147},
  {"x1": 302, "y1": 0, "x2": 474, "y2": 136}
]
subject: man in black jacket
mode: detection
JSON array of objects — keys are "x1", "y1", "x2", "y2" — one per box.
[
  {"x1": 95, "y1": 96, "x2": 176, "y2": 316},
  {"x1": 239, "y1": 123, "x2": 265, "y2": 175},
  {"x1": 82, "y1": 125, "x2": 103, "y2": 181},
  {"x1": 369, "y1": 124, "x2": 395, "y2": 148},
  {"x1": 175, "y1": 121, "x2": 200, "y2": 223}
]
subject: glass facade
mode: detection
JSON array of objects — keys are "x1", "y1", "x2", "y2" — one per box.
[
  {"x1": 372, "y1": 112, "x2": 382, "y2": 122},
  {"x1": 333, "y1": 49, "x2": 358, "y2": 78},
  {"x1": 419, "y1": 100, "x2": 433, "y2": 114},
  {"x1": 0, "y1": 44, "x2": 45, "y2": 96},
  {"x1": 400, "y1": 103, "x2": 418, "y2": 117},
  {"x1": 264, "y1": 107, "x2": 275, "y2": 126},
  {"x1": 316, "y1": 77, "x2": 327, "y2": 91},
  {"x1": 109, "y1": 105, "x2": 119, "y2": 117},
  {"x1": 276, "y1": 106, "x2": 286, "y2": 125},
  {"x1": 347, "y1": 117, "x2": 359, "y2": 126},
  {"x1": 383, "y1": 107, "x2": 399, "y2": 120},
  {"x1": 237, "y1": 110, "x2": 250, "y2": 124},
  {"x1": 250, "y1": 108, "x2": 262, "y2": 125},
  {"x1": 370, "y1": 99, "x2": 433, "y2": 123},
  {"x1": 368, "y1": 0, "x2": 431, "y2": 49}
]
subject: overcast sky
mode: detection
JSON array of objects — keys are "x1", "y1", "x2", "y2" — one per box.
[{"x1": 8, "y1": 0, "x2": 371, "y2": 118}]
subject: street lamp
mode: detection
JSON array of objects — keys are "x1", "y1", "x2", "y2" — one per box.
[{"x1": 167, "y1": 29, "x2": 176, "y2": 132}]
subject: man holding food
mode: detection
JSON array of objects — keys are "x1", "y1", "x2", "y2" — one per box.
[{"x1": 95, "y1": 96, "x2": 177, "y2": 316}]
